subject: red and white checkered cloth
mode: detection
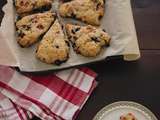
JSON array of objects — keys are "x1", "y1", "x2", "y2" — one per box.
[{"x1": 0, "y1": 65, "x2": 97, "y2": 120}]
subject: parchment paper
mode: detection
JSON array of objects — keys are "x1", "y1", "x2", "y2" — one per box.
[{"x1": 0, "y1": 0, "x2": 140, "y2": 72}]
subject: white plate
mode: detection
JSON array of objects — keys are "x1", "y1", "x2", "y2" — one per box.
[{"x1": 93, "y1": 101, "x2": 158, "y2": 120}]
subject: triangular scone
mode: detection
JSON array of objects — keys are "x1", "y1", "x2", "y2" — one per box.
[
  {"x1": 36, "y1": 19, "x2": 70, "y2": 65},
  {"x1": 66, "y1": 24, "x2": 111, "y2": 57},
  {"x1": 16, "y1": 12, "x2": 55, "y2": 47},
  {"x1": 15, "y1": 0, "x2": 53, "y2": 14},
  {"x1": 59, "y1": 0, "x2": 105, "y2": 26}
]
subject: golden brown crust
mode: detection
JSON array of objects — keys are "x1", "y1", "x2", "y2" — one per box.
[
  {"x1": 59, "y1": 0, "x2": 105, "y2": 26},
  {"x1": 16, "y1": 12, "x2": 55, "y2": 47},
  {"x1": 15, "y1": 0, "x2": 53, "y2": 14},
  {"x1": 36, "y1": 19, "x2": 70, "y2": 65},
  {"x1": 66, "y1": 24, "x2": 110, "y2": 57}
]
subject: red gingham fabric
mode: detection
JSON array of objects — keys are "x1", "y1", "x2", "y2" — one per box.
[{"x1": 0, "y1": 65, "x2": 97, "y2": 120}]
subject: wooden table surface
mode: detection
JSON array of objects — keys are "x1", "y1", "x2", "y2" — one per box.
[{"x1": 0, "y1": 0, "x2": 160, "y2": 120}]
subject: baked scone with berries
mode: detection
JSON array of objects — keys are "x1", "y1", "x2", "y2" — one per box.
[
  {"x1": 59, "y1": 0, "x2": 105, "y2": 26},
  {"x1": 16, "y1": 11, "x2": 55, "y2": 47},
  {"x1": 36, "y1": 19, "x2": 70, "y2": 65},
  {"x1": 65, "y1": 24, "x2": 110, "y2": 57},
  {"x1": 14, "y1": 0, "x2": 53, "y2": 15},
  {"x1": 120, "y1": 113, "x2": 137, "y2": 120}
]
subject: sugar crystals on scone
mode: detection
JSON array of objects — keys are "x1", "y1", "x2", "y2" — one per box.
[
  {"x1": 16, "y1": 11, "x2": 56, "y2": 47},
  {"x1": 36, "y1": 19, "x2": 70, "y2": 65},
  {"x1": 59, "y1": 0, "x2": 105, "y2": 26},
  {"x1": 66, "y1": 24, "x2": 110, "y2": 57}
]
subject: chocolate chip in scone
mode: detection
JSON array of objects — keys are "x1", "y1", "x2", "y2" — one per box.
[
  {"x1": 72, "y1": 43, "x2": 76, "y2": 48},
  {"x1": 30, "y1": 17, "x2": 37, "y2": 23},
  {"x1": 105, "y1": 38, "x2": 111, "y2": 47},
  {"x1": 98, "y1": 15, "x2": 103, "y2": 20},
  {"x1": 31, "y1": 17, "x2": 38, "y2": 23},
  {"x1": 42, "y1": 57, "x2": 46, "y2": 61},
  {"x1": 17, "y1": 40, "x2": 22, "y2": 47},
  {"x1": 55, "y1": 60, "x2": 63, "y2": 65},
  {"x1": 71, "y1": 13, "x2": 76, "y2": 18},
  {"x1": 71, "y1": 29, "x2": 76, "y2": 34},
  {"x1": 102, "y1": 29, "x2": 106, "y2": 32},
  {"x1": 19, "y1": 1, "x2": 29, "y2": 7},
  {"x1": 96, "y1": 3, "x2": 102, "y2": 10},
  {"x1": 71, "y1": 27, "x2": 80, "y2": 34},
  {"x1": 65, "y1": 53, "x2": 70, "y2": 60},
  {"x1": 37, "y1": 24, "x2": 44, "y2": 30},
  {"x1": 18, "y1": 43, "x2": 25, "y2": 48},
  {"x1": 22, "y1": 25, "x2": 31, "y2": 30},
  {"x1": 15, "y1": 25, "x2": 18, "y2": 31},
  {"x1": 68, "y1": 36, "x2": 72, "y2": 40},
  {"x1": 17, "y1": 30, "x2": 25, "y2": 38},
  {"x1": 105, "y1": 43, "x2": 110, "y2": 47},
  {"x1": 61, "y1": 25, "x2": 64, "y2": 30},
  {"x1": 73, "y1": 36, "x2": 77, "y2": 40},
  {"x1": 75, "y1": 27, "x2": 80, "y2": 32},
  {"x1": 91, "y1": 36, "x2": 100, "y2": 42},
  {"x1": 65, "y1": 41, "x2": 70, "y2": 47},
  {"x1": 22, "y1": 25, "x2": 27, "y2": 28},
  {"x1": 55, "y1": 57, "x2": 69, "y2": 65},
  {"x1": 55, "y1": 45, "x2": 59, "y2": 49},
  {"x1": 56, "y1": 31, "x2": 60, "y2": 34}
]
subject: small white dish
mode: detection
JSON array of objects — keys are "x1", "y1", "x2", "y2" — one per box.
[{"x1": 93, "y1": 101, "x2": 158, "y2": 120}]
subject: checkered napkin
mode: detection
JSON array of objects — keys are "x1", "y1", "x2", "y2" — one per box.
[{"x1": 0, "y1": 65, "x2": 97, "y2": 120}]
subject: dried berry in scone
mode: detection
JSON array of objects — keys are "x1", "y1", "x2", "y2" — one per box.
[
  {"x1": 14, "y1": 0, "x2": 53, "y2": 15},
  {"x1": 65, "y1": 24, "x2": 111, "y2": 57},
  {"x1": 16, "y1": 11, "x2": 56, "y2": 47},
  {"x1": 36, "y1": 19, "x2": 70, "y2": 65},
  {"x1": 59, "y1": 0, "x2": 105, "y2": 26},
  {"x1": 120, "y1": 113, "x2": 137, "y2": 120}
]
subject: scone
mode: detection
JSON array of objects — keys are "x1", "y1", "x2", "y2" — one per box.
[
  {"x1": 65, "y1": 24, "x2": 110, "y2": 57},
  {"x1": 120, "y1": 113, "x2": 137, "y2": 120},
  {"x1": 59, "y1": 0, "x2": 105, "y2": 26},
  {"x1": 36, "y1": 19, "x2": 70, "y2": 65},
  {"x1": 16, "y1": 12, "x2": 55, "y2": 47},
  {"x1": 14, "y1": 0, "x2": 53, "y2": 14}
]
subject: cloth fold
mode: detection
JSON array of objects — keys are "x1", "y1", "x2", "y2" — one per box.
[{"x1": 0, "y1": 66, "x2": 97, "y2": 120}]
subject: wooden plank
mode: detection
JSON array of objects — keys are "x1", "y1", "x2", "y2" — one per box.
[{"x1": 132, "y1": 0, "x2": 160, "y2": 50}]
